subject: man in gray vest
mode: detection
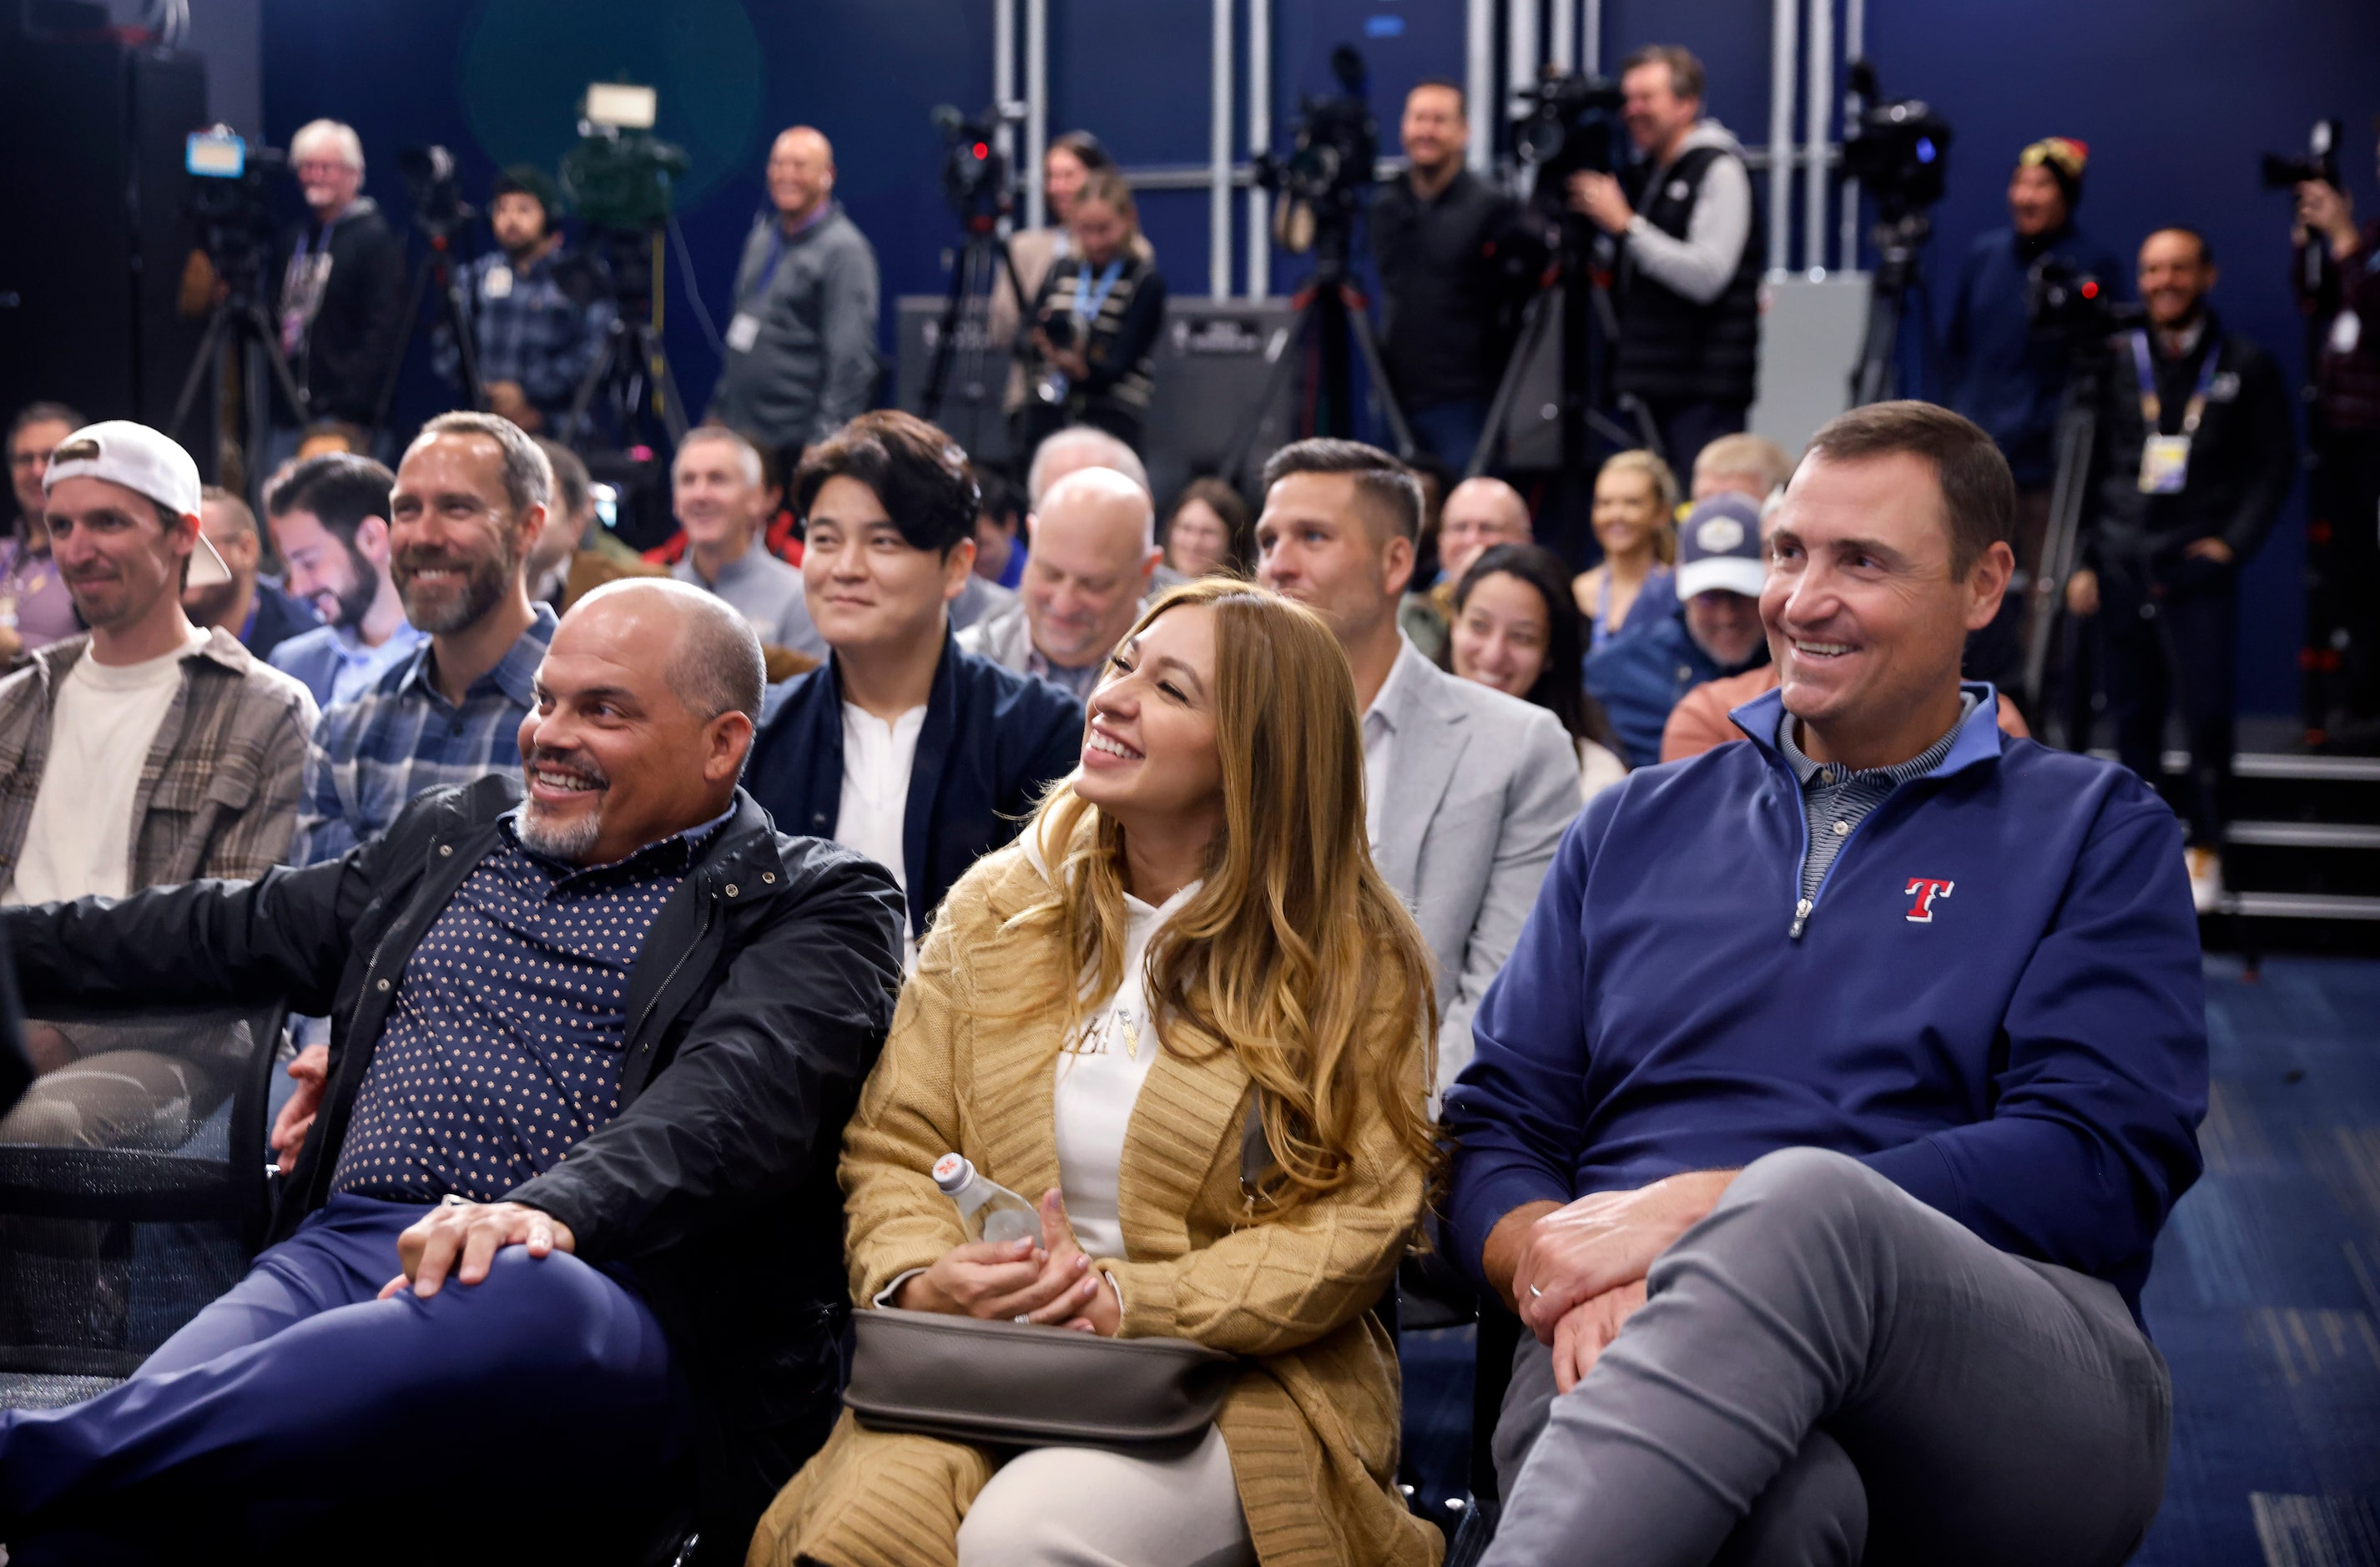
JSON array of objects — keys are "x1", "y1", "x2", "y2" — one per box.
[
  {"x1": 1567, "y1": 45, "x2": 1762, "y2": 477},
  {"x1": 707, "y1": 127, "x2": 881, "y2": 460}
]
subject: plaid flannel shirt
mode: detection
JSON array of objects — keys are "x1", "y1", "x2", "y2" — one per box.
[
  {"x1": 431, "y1": 249, "x2": 614, "y2": 415},
  {"x1": 293, "y1": 606, "x2": 556, "y2": 865},
  {"x1": 0, "y1": 629, "x2": 318, "y2": 891}
]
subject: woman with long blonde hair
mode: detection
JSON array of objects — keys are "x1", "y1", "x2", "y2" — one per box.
[
  {"x1": 750, "y1": 579, "x2": 1444, "y2": 1567},
  {"x1": 1570, "y1": 448, "x2": 1680, "y2": 649}
]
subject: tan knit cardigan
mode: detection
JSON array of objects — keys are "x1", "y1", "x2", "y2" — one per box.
[{"x1": 748, "y1": 841, "x2": 1443, "y2": 1567}]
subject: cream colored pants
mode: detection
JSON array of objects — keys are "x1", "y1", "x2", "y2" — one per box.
[{"x1": 955, "y1": 1425, "x2": 1254, "y2": 1567}]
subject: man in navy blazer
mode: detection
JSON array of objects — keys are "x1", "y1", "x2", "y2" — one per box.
[{"x1": 745, "y1": 412, "x2": 1081, "y2": 953}]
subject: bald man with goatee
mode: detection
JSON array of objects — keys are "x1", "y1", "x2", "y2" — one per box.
[{"x1": 707, "y1": 125, "x2": 883, "y2": 456}]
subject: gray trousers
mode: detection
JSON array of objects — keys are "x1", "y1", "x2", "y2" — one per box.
[{"x1": 1486, "y1": 1148, "x2": 2171, "y2": 1567}]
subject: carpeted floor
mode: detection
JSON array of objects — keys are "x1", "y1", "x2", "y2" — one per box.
[{"x1": 1400, "y1": 955, "x2": 2380, "y2": 1565}]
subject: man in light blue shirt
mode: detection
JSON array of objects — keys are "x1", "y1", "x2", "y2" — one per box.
[
  {"x1": 264, "y1": 453, "x2": 429, "y2": 708},
  {"x1": 667, "y1": 426, "x2": 823, "y2": 658}
]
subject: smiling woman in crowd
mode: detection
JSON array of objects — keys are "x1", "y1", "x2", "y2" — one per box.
[
  {"x1": 1446, "y1": 542, "x2": 1628, "y2": 802},
  {"x1": 751, "y1": 578, "x2": 1443, "y2": 1567},
  {"x1": 1571, "y1": 449, "x2": 1679, "y2": 649}
]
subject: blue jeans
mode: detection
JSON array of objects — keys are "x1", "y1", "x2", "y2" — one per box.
[
  {"x1": 0, "y1": 1194, "x2": 693, "y2": 1555},
  {"x1": 1406, "y1": 398, "x2": 1490, "y2": 474}
]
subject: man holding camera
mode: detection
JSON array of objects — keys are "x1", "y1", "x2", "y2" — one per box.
[
  {"x1": 2295, "y1": 123, "x2": 2380, "y2": 743},
  {"x1": 274, "y1": 120, "x2": 406, "y2": 436},
  {"x1": 707, "y1": 127, "x2": 881, "y2": 465},
  {"x1": 433, "y1": 166, "x2": 614, "y2": 436},
  {"x1": 1371, "y1": 79, "x2": 1520, "y2": 473},
  {"x1": 2067, "y1": 228, "x2": 2295, "y2": 913},
  {"x1": 1566, "y1": 45, "x2": 1762, "y2": 477}
]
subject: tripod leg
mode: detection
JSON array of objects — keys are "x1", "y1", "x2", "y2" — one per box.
[
  {"x1": 646, "y1": 326, "x2": 692, "y2": 446},
  {"x1": 562, "y1": 322, "x2": 623, "y2": 448},
  {"x1": 372, "y1": 257, "x2": 437, "y2": 440},
  {"x1": 920, "y1": 235, "x2": 977, "y2": 420},
  {"x1": 169, "y1": 310, "x2": 234, "y2": 444},
  {"x1": 243, "y1": 305, "x2": 314, "y2": 439},
  {"x1": 1219, "y1": 300, "x2": 1318, "y2": 492},
  {"x1": 2023, "y1": 394, "x2": 2096, "y2": 714},
  {"x1": 1466, "y1": 290, "x2": 1555, "y2": 481},
  {"x1": 442, "y1": 257, "x2": 488, "y2": 412},
  {"x1": 1339, "y1": 286, "x2": 1417, "y2": 462}
]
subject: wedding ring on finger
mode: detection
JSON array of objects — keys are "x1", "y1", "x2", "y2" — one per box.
[
  {"x1": 1529, "y1": 1284, "x2": 1544, "y2": 1298},
  {"x1": 1015, "y1": 1313, "x2": 1031, "y2": 1323}
]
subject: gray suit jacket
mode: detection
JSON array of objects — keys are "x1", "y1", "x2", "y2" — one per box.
[{"x1": 1369, "y1": 642, "x2": 1581, "y2": 1091}]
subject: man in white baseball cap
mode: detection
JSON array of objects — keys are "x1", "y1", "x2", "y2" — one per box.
[
  {"x1": 0, "y1": 416, "x2": 314, "y2": 914},
  {"x1": 0, "y1": 421, "x2": 318, "y2": 1333}
]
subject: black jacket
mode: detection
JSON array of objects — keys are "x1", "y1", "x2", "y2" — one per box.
[
  {"x1": 1025, "y1": 249, "x2": 1167, "y2": 446},
  {"x1": 1614, "y1": 142, "x2": 1763, "y2": 407},
  {"x1": 1370, "y1": 169, "x2": 1522, "y2": 409},
  {"x1": 2085, "y1": 310, "x2": 2298, "y2": 572},
  {"x1": 744, "y1": 631, "x2": 1082, "y2": 940},
  {"x1": 0, "y1": 774, "x2": 904, "y2": 1547},
  {"x1": 274, "y1": 197, "x2": 408, "y2": 426}
]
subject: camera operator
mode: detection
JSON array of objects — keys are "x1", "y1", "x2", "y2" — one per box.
[
  {"x1": 1945, "y1": 139, "x2": 2128, "y2": 554},
  {"x1": 274, "y1": 119, "x2": 406, "y2": 435},
  {"x1": 1016, "y1": 170, "x2": 1167, "y2": 457},
  {"x1": 706, "y1": 127, "x2": 881, "y2": 463},
  {"x1": 1566, "y1": 46, "x2": 1761, "y2": 477},
  {"x1": 431, "y1": 166, "x2": 613, "y2": 434},
  {"x1": 992, "y1": 133, "x2": 1156, "y2": 419},
  {"x1": 1369, "y1": 80, "x2": 1520, "y2": 473},
  {"x1": 2066, "y1": 228, "x2": 2294, "y2": 914},
  {"x1": 2295, "y1": 122, "x2": 2380, "y2": 738}
]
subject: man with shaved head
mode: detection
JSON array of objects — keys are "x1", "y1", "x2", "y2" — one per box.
[
  {"x1": 707, "y1": 125, "x2": 882, "y2": 460},
  {"x1": 1404, "y1": 475, "x2": 1534, "y2": 658},
  {"x1": 0, "y1": 577, "x2": 905, "y2": 1557},
  {"x1": 959, "y1": 463, "x2": 1161, "y2": 698}
]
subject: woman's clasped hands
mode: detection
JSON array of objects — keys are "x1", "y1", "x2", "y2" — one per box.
[{"x1": 895, "y1": 1187, "x2": 1122, "y2": 1336}]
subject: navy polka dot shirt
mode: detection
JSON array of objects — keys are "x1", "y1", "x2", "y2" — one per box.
[{"x1": 330, "y1": 809, "x2": 726, "y2": 1204}]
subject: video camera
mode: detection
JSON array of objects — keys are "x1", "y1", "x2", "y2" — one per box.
[
  {"x1": 561, "y1": 82, "x2": 690, "y2": 235},
  {"x1": 2026, "y1": 257, "x2": 2146, "y2": 353},
  {"x1": 1511, "y1": 68, "x2": 1625, "y2": 214},
  {"x1": 397, "y1": 144, "x2": 474, "y2": 241},
  {"x1": 184, "y1": 125, "x2": 286, "y2": 286},
  {"x1": 932, "y1": 103, "x2": 1026, "y2": 230},
  {"x1": 1254, "y1": 44, "x2": 1377, "y2": 259},
  {"x1": 2262, "y1": 118, "x2": 2342, "y2": 191},
  {"x1": 1841, "y1": 62, "x2": 1952, "y2": 223}
]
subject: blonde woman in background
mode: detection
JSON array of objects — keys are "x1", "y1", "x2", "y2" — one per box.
[
  {"x1": 1571, "y1": 449, "x2": 1679, "y2": 650},
  {"x1": 751, "y1": 579, "x2": 1444, "y2": 1567}
]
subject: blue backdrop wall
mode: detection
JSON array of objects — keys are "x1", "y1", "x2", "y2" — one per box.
[{"x1": 259, "y1": 0, "x2": 2380, "y2": 716}]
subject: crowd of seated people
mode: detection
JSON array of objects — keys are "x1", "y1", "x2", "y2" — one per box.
[{"x1": 0, "y1": 181, "x2": 2231, "y2": 1562}]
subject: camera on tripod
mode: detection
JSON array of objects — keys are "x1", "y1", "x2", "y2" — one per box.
[
  {"x1": 932, "y1": 103, "x2": 1025, "y2": 230},
  {"x1": 561, "y1": 82, "x2": 690, "y2": 237},
  {"x1": 1510, "y1": 68, "x2": 1624, "y2": 214},
  {"x1": 184, "y1": 126, "x2": 285, "y2": 285},
  {"x1": 397, "y1": 145, "x2": 474, "y2": 241},
  {"x1": 2261, "y1": 118, "x2": 2342, "y2": 191},
  {"x1": 1840, "y1": 62, "x2": 1952, "y2": 223},
  {"x1": 2027, "y1": 258, "x2": 2146, "y2": 350},
  {"x1": 1254, "y1": 44, "x2": 1377, "y2": 258}
]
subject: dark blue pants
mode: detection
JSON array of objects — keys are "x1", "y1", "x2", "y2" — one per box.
[
  {"x1": 1407, "y1": 397, "x2": 1490, "y2": 475},
  {"x1": 0, "y1": 1194, "x2": 693, "y2": 1556}
]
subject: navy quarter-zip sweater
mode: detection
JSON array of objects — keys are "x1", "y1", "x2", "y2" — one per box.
[{"x1": 1445, "y1": 685, "x2": 2207, "y2": 1316}]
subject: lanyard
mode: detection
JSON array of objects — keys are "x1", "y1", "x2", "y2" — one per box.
[
  {"x1": 1072, "y1": 257, "x2": 1125, "y2": 322},
  {"x1": 2130, "y1": 330, "x2": 2221, "y2": 437}
]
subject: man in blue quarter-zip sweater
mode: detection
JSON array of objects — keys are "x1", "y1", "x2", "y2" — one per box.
[{"x1": 1449, "y1": 400, "x2": 2206, "y2": 1567}]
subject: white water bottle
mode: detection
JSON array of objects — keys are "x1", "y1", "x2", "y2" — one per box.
[{"x1": 933, "y1": 1152, "x2": 1041, "y2": 1246}]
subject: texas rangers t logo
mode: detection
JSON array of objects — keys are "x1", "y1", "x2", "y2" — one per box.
[{"x1": 1904, "y1": 878, "x2": 1955, "y2": 923}]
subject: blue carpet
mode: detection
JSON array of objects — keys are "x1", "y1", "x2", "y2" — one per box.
[{"x1": 1399, "y1": 955, "x2": 2380, "y2": 1564}]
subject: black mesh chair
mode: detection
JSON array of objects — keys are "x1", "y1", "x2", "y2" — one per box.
[{"x1": 0, "y1": 1000, "x2": 286, "y2": 1405}]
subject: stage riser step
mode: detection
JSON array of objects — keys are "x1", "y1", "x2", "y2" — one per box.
[{"x1": 2221, "y1": 844, "x2": 2380, "y2": 899}]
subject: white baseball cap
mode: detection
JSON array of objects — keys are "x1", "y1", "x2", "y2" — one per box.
[{"x1": 43, "y1": 421, "x2": 231, "y2": 588}]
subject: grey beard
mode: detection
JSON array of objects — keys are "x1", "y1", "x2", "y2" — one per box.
[{"x1": 517, "y1": 798, "x2": 602, "y2": 862}]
